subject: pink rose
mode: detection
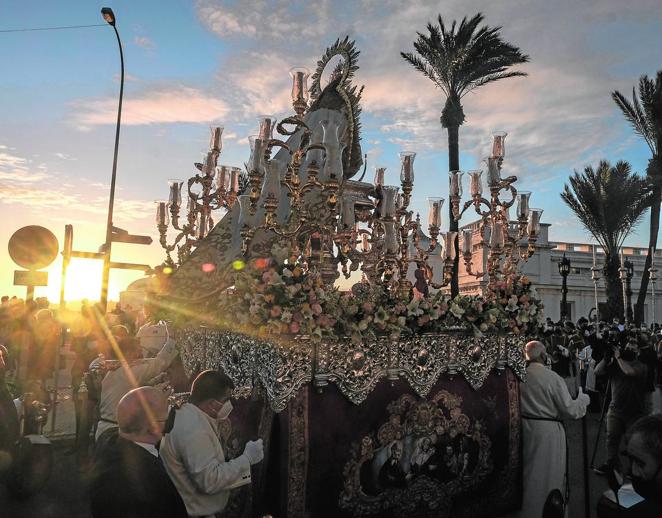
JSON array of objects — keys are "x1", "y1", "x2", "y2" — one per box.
[
  {"x1": 311, "y1": 302, "x2": 323, "y2": 315},
  {"x1": 289, "y1": 321, "x2": 301, "y2": 334},
  {"x1": 270, "y1": 305, "x2": 282, "y2": 318}
]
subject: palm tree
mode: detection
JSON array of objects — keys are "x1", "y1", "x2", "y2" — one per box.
[
  {"x1": 612, "y1": 71, "x2": 662, "y2": 324},
  {"x1": 561, "y1": 161, "x2": 650, "y2": 319},
  {"x1": 401, "y1": 13, "x2": 529, "y2": 298}
]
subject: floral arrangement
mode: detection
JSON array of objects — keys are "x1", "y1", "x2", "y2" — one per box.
[{"x1": 206, "y1": 244, "x2": 545, "y2": 343}]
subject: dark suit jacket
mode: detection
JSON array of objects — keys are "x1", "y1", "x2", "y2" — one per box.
[{"x1": 90, "y1": 433, "x2": 188, "y2": 518}]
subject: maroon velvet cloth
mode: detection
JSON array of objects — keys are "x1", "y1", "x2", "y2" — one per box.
[{"x1": 226, "y1": 370, "x2": 521, "y2": 518}]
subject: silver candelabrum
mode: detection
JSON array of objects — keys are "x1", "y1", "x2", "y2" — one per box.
[{"x1": 156, "y1": 126, "x2": 242, "y2": 266}]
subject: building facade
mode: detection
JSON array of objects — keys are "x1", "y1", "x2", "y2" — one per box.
[{"x1": 453, "y1": 221, "x2": 661, "y2": 324}]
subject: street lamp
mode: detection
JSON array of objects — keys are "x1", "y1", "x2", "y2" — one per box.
[
  {"x1": 624, "y1": 257, "x2": 634, "y2": 323},
  {"x1": 99, "y1": 7, "x2": 124, "y2": 311},
  {"x1": 558, "y1": 253, "x2": 571, "y2": 321},
  {"x1": 650, "y1": 260, "x2": 657, "y2": 326},
  {"x1": 591, "y1": 245, "x2": 601, "y2": 322}
]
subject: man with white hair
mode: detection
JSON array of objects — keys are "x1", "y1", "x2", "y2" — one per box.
[{"x1": 513, "y1": 340, "x2": 590, "y2": 518}]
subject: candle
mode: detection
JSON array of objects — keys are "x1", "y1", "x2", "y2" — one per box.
[
  {"x1": 209, "y1": 126, "x2": 223, "y2": 152},
  {"x1": 486, "y1": 157, "x2": 501, "y2": 187},
  {"x1": 374, "y1": 167, "x2": 386, "y2": 187},
  {"x1": 468, "y1": 170, "x2": 483, "y2": 197},
  {"x1": 261, "y1": 161, "x2": 281, "y2": 201},
  {"x1": 462, "y1": 228, "x2": 472, "y2": 255},
  {"x1": 248, "y1": 138, "x2": 266, "y2": 175},
  {"x1": 449, "y1": 171, "x2": 463, "y2": 197},
  {"x1": 399, "y1": 151, "x2": 416, "y2": 183},
  {"x1": 155, "y1": 201, "x2": 169, "y2": 226},
  {"x1": 188, "y1": 197, "x2": 197, "y2": 213},
  {"x1": 492, "y1": 131, "x2": 507, "y2": 159},
  {"x1": 428, "y1": 197, "x2": 444, "y2": 227},
  {"x1": 517, "y1": 191, "x2": 531, "y2": 219},
  {"x1": 592, "y1": 245, "x2": 596, "y2": 266}
]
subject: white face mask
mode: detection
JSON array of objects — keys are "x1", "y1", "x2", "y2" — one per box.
[{"x1": 217, "y1": 400, "x2": 233, "y2": 421}]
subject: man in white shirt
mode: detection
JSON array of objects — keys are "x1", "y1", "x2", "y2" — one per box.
[
  {"x1": 160, "y1": 370, "x2": 264, "y2": 518},
  {"x1": 95, "y1": 328, "x2": 179, "y2": 441},
  {"x1": 513, "y1": 340, "x2": 590, "y2": 518}
]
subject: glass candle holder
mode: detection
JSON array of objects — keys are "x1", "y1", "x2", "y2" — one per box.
[
  {"x1": 168, "y1": 179, "x2": 183, "y2": 208},
  {"x1": 468, "y1": 170, "x2": 483, "y2": 197},
  {"x1": 155, "y1": 201, "x2": 169, "y2": 226},
  {"x1": 384, "y1": 221, "x2": 399, "y2": 254},
  {"x1": 486, "y1": 157, "x2": 501, "y2": 187},
  {"x1": 215, "y1": 167, "x2": 228, "y2": 191},
  {"x1": 289, "y1": 67, "x2": 310, "y2": 103},
  {"x1": 492, "y1": 131, "x2": 507, "y2": 159},
  {"x1": 428, "y1": 197, "x2": 444, "y2": 227},
  {"x1": 399, "y1": 151, "x2": 416, "y2": 183},
  {"x1": 527, "y1": 208, "x2": 543, "y2": 238},
  {"x1": 449, "y1": 170, "x2": 463, "y2": 197},
  {"x1": 462, "y1": 228, "x2": 473, "y2": 255},
  {"x1": 380, "y1": 186, "x2": 398, "y2": 218},
  {"x1": 443, "y1": 232, "x2": 457, "y2": 261},
  {"x1": 489, "y1": 221, "x2": 505, "y2": 249},
  {"x1": 516, "y1": 191, "x2": 531, "y2": 220},
  {"x1": 374, "y1": 167, "x2": 386, "y2": 187},
  {"x1": 257, "y1": 115, "x2": 276, "y2": 142},
  {"x1": 230, "y1": 167, "x2": 241, "y2": 193},
  {"x1": 210, "y1": 126, "x2": 224, "y2": 152}
]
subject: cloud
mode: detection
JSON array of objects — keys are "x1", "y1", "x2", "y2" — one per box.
[
  {"x1": 70, "y1": 86, "x2": 229, "y2": 128},
  {"x1": 193, "y1": 0, "x2": 662, "y2": 187},
  {"x1": 133, "y1": 36, "x2": 155, "y2": 50}
]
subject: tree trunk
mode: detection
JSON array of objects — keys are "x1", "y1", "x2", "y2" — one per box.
[
  {"x1": 447, "y1": 124, "x2": 460, "y2": 298},
  {"x1": 634, "y1": 185, "x2": 660, "y2": 325},
  {"x1": 603, "y1": 252, "x2": 625, "y2": 321}
]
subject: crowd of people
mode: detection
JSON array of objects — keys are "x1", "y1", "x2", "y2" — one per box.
[
  {"x1": 2, "y1": 294, "x2": 662, "y2": 517},
  {"x1": 517, "y1": 317, "x2": 662, "y2": 517}
]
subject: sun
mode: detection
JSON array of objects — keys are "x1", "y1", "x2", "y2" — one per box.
[{"x1": 63, "y1": 258, "x2": 104, "y2": 302}]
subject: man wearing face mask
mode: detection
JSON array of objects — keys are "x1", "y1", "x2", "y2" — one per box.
[
  {"x1": 597, "y1": 414, "x2": 662, "y2": 517},
  {"x1": 594, "y1": 337, "x2": 648, "y2": 476},
  {"x1": 160, "y1": 370, "x2": 263, "y2": 518},
  {"x1": 90, "y1": 386, "x2": 188, "y2": 518}
]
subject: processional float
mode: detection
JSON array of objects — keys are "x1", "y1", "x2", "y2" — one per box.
[{"x1": 155, "y1": 38, "x2": 545, "y2": 518}]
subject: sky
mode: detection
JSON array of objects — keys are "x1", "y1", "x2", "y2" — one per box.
[{"x1": 1, "y1": 0, "x2": 661, "y2": 303}]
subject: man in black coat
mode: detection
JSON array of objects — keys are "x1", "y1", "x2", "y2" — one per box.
[{"x1": 89, "y1": 386, "x2": 187, "y2": 518}]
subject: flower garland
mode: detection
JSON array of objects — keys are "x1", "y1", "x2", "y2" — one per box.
[{"x1": 205, "y1": 244, "x2": 545, "y2": 343}]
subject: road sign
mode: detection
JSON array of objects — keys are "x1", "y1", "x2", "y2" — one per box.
[
  {"x1": 111, "y1": 232, "x2": 153, "y2": 245},
  {"x1": 14, "y1": 270, "x2": 48, "y2": 286},
  {"x1": 8, "y1": 226, "x2": 59, "y2": 270}
]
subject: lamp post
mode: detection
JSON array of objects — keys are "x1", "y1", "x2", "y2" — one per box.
[
  {"x1": 99, "y1": 7, "x2": 124, "y2": 312},
  {"x1": 591, "y1": 245, "x2": 601, "y2": 322},
  {"x1": 650, "y1": 262, "x2": 657, "y2": 326},
  {"x1": 624, "y1": 257, "x2": 634, "y2": 324},
  {"x1": 558, "y1": 253, "x2": 571, "y2": 321}
]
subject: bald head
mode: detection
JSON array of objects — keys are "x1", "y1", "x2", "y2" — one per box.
[
  {"x1": 117, "y1": 386, "x2": 169, "y2": 444},
  {"x1": 525, "y1": 340, "x2": 547, "y2": 363}
]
